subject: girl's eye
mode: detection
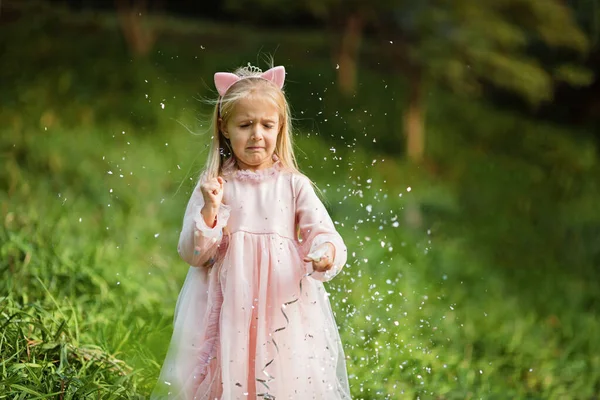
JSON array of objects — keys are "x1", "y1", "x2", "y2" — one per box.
[
  {"x1": 240, "y1": 124, "x2": 250, "y2": 128},
  {"x1": 264, "y1": 124, "x2": 274, "y2": 129}
]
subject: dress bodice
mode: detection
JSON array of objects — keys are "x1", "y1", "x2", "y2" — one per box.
[{"x1": 222, "y1": 168, "x2": 296, "y2": 240}]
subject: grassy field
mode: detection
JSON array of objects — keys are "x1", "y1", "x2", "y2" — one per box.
[{"x1": 2, "y1": 2, "x2": 600, "y2": 399}]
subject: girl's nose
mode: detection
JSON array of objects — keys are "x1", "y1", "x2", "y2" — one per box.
[{"x1": 251, "y1": 127, "x2": 263, "y2": 140}]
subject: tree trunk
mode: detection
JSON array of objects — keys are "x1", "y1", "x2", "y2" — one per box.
[
  {"x1": 404, "y1": 68, "x2": 425, "y2": 227},
  {"x1": 115, "y1": 0, "x2": 156, "y2": 57},
  {"x1": 405, "y1": 70, "x2": 425, "y2": 163},
  {"x1": 337, "y1": 13, "x2": 363, "y2": 96}
]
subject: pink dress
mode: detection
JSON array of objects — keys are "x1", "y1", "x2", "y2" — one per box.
[{"x1": 151, "y1": 160, "x2": 351, "y2": 400}]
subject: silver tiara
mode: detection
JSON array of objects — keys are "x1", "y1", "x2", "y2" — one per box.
[{"x1": 239, "y1": 63, "x2": 263, "y2": 75}]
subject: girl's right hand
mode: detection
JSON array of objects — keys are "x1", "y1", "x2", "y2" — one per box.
[
  {"x1": 200, "y1": 177, "x2": 224, "y2": 227},
  {"x1": 200, "y1": 176, "x2": 225, "y2": 208}
]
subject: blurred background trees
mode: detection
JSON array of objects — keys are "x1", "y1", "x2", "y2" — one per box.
[{"x1": 115, "y1": 0, "x2": 161, "y2": 57}]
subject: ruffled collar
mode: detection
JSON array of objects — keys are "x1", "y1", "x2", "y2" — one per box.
[{"x1": 222, "y1": 155, "x2": 283, "y2": 183}]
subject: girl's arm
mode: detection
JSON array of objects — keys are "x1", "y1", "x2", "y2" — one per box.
[
  {"x1": 294, "y1": 175, "x2": 348, "y2": 282},
  {"x1": 177, "y1": 182, "x2": 231, "y2": 267}
]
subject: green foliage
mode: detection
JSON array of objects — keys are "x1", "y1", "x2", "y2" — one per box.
[
  {"x1": 554, "y1": 63, "x2": 596, "y2": 86},
  {"x1": 0, "y1": 297, "x2": 141, "y2": 399},
  {"x1": 224, "y1": 0, "x2": 596, "y2": 105},
  {"x1": 426, "y1": 89, "x2": 600, "y2": 279},
  {"x1": 571, "y1": 0, "x2": 600, "y2": 47},
  {"x1": 5, "y1": 116, "x2": 599, "y2": 399},
  {"x1": 1, "y1": 2, "x2": 600, "y2": 399},
  {"x1": 401, "y1": 0, "x2": 593, "y2": 104},
  {"x1": 1, "y1": 126, "x2": 187, "y2": 397}
]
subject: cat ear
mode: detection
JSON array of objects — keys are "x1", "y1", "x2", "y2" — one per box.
[
  {"x1": 260, "y1": 66, "x2": 285, "y2": 89},
  {"x1": 214, "y1": 72, "x2": 240, "y2": 96}
]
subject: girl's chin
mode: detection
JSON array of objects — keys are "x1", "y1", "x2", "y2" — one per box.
[{"x1": 237, "y1": 156, "x2": 273, "y2": 170}]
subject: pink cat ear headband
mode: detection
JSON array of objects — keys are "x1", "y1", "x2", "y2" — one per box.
[{"x1": 214, "y1": 65, "x2": 286, "y2": 97}]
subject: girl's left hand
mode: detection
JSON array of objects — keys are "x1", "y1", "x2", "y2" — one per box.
[{"x1": 304, "y1": 242, "x2": 335, "y2": 272}]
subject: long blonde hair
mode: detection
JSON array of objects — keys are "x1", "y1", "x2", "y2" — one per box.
[{"x1": 202, "y1": 65, "x2": 301, "y2": 181}]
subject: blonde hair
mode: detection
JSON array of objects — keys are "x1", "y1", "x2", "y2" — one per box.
[{"x1": 201, "y1": 65, "x2": 301, "y2": 181}]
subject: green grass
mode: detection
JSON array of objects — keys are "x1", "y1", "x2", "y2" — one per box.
[
  {"x1": 2, "y1": 1, "x2": 600, "y2": 398},
  {"x1": 3, "y1": 125, "x2": 600, "y2": 398}
]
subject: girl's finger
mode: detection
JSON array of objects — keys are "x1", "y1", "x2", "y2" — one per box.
[
  {"x1": 315, "y1": 263, "x2": 331, "y2": 272},
  {"x1": 205, "y1": 182, "x2": 219, "y2": 193},
  {"x1": 202, "y1": 182, "x2": 216, "y2": 192},
  {"x1": 204, "y1": 178, "x2": 218, "y2": 187},
  {"x1": 313, "y1": 258, "x2": 328, "y2": 271}
]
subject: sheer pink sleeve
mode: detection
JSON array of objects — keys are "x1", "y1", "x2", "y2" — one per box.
[
  {"x1": 294, "y1": 174, "x2": 347, "y2": 282},
  {"x1": 177, "y1": 182, "x2": 231, "y2": 268}
]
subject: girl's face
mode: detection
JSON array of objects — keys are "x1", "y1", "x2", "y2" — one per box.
[{"x1": 222, "y1": 95, "x2": 281, "y2": 171}]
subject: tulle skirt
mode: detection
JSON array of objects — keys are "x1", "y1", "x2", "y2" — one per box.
[{"x1": 151, "y1": 232, "x2": 351, "y2": 399}]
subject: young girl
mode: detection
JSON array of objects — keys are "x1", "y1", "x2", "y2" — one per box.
[{"x1": 151, "y1": 65, "x2": 351, "y2": 399}]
